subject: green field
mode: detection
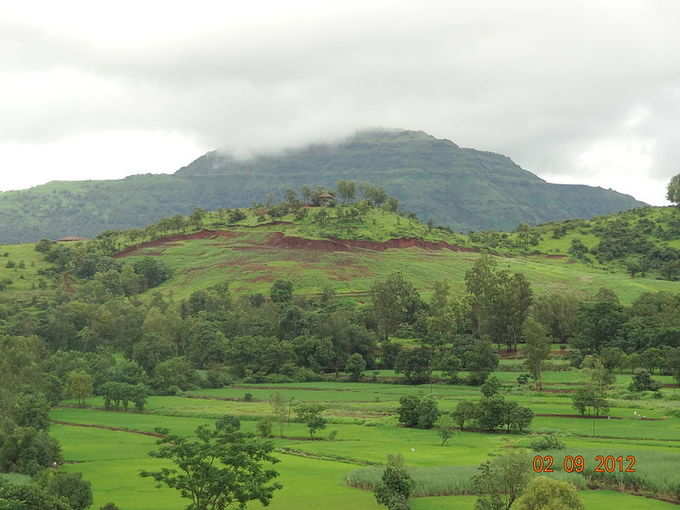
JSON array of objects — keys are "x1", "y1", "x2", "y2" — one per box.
[{"x1": 50, "y1": 366, "x2": 680, "y2": 509}]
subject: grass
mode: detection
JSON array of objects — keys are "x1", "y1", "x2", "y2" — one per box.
[
  {"x1": 117, "y1": 220, "x2": 679, "y2": 303},
  {"x1": 50, "y1": 366, "x2": 680, "y2": 510}
]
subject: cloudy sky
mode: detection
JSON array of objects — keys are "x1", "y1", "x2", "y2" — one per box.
[{"x1": 1, "y1": 0, "x2": 679, "y2": 204}]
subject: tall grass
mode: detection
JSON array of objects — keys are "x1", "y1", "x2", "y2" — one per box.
[
  {"x1": 345, "y1": 465, "x2": 586, "y2": 497},
  {"x1": 541, "y1": 448, "x2": 680, "y2": 501}
]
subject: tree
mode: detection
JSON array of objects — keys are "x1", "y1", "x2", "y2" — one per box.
[
  {"x1": 513, "y1": 476, "x2": 584, "y2": 510},
  {"x1": 345, "y1": 353, "x2": 367, "y2": 381},
  {"x1": 270, "y1": 280, "x2": 294, "y2": 304},
  {"x1": 472, "y1": 452, "x2": 533, "y2": 510},
  {"x1": 295, "y1": 404, "x2": 327, "y2": 438},
  {"x1": 371, "y1": 273, "x2": 422, "y2": 341},
  {"x1": 0, "y1": 481, "x2": 73, "y2": 510},
  {"x1": 13, "y1": 392, "x2": 50, "y2": 431},
  {"x1": 397, "y1": 395, "x2": 439, "y2": 429},
  {"x1": 38, "y1": 471, "x2": 93, "y2": 510},
  {"x1": 66, "y1": 371, "x2": 93, "y2": 407},
  {"x1": 465, "y1": 257, "x2": 532, "y2": 351},
  {"x1": 336, "y1": 180, "x2": 356, "y2": 204},
  {"x1": 523, "y1": 319, "x2": 551, "y2": 390},
  {"x1": 667, "y1": 173, "x2": 680, "y2": 206},
  {"x1": 480, "y1": 376, "x2": 501, "y2": 398},
  {"x1": 140, "y1": 421, "x2": 282, "y2": 510},
  {"x1": 533, "y1": 293, "x2": 578, "y2": 344},
  {"x1": 395, "y1": 346, "x2": 432, "y2": 384},
  {"x1": 374, "y1": 455, "x2": 413, "y2": 510},
  {"x1": 436, "y1": 414, "x2": 456, "y2": 446},
  {"x1": 0, "y1": 427, "x2": 63, "y2": 475},
  {"x1": 132, "y1": 257, "x2": 171, "y2": 289},
  {"x1": 629, "y1": 369, "x2": 662, "y2": 392},
  {"x1": 452, "y1": 401, "x2": 479, "y2": 430}
]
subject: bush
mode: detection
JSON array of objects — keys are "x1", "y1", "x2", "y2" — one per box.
[
  {"x1": 397, "y1": 395, "x2": 439, "y2": 429},
  {"x1": 530, "y1": 434, "x2": 566, "y2": 452}
]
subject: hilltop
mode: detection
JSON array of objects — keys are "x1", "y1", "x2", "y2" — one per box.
[{"x1": 0, "y1": 129, "x2": 645, "y2": 243}]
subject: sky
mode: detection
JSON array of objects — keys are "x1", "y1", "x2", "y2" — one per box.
[{"x1": 1, "y1": 0, "x2": 679, "y2": 205}]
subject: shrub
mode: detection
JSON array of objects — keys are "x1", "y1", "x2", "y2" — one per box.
[{"x1": 530, "y1": 434, "x2": 566, "y2": 452}]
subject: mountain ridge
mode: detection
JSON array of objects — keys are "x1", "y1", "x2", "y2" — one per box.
[{"x1": 0, "y1": 129, "x2": 645, "y2": 243}]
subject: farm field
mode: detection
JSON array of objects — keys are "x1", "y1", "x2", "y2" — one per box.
[{"x1": 52, "y1": 367, "x2": 680, "y2": 509}]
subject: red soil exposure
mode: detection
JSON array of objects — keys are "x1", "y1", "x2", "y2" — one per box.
[
  {"x1": 262, "y1": 232, "x2": 480, "y2": 253},
  {"x1": 113, "y1": 230, "x2": 239, "y2": 258}
]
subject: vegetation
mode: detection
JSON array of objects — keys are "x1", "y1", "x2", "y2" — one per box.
[
  {"x1": 140, "y1": 420, "x2": 282, "y2": 510},
  {"x1": 2, "y1": 177, "x2": 680, "y2": 510}
]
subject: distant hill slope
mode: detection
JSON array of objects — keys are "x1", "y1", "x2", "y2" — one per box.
[{"x1": 0, "y1": 129, "x2": 645, "y2": 243}]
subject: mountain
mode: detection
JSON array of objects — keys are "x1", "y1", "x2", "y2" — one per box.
[{"x1": 0, "y1": 129, "x2": 645, "y2": 244}]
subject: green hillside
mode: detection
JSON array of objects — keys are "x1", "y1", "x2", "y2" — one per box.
[
  {"x1": 94, "y1": 205, "x2": 680, "y2": 304},
  {"x1": 0, "y1": 129, "x2": 645, "y2": 243}
]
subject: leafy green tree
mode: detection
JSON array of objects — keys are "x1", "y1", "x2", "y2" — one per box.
[
  {"x1": 13, "y1": 393, "x2": 50, "y2": 431},
  {"x1": 629, "y1": 369, "x2": 662, "y2": 392},
  {"x1": 395, "y1": 346, "x2": 432, "y2": 384},
  {"x1": 436, "y1": 353, "x2": 461, "y2": 383},
  {"x1": 0, "y1": 427, "x2": 63, "y2": 475},
  {"x1": 472, "y1": 452, "x2": 533, "y2": 510},
  {"x1": 345, "y1": 353, "x2": 367, "y2": 381},
  {"x1": 295, "y1": 404, "x2": 327, "y2": 438},
  {"x1": 140, "y1": 421, "x2": 282, "y2": 510},
  {"x1": 436, "y1": 414, "x2": 456, "y2": 446},
  {"x1": 132, "y1": 257, "x2": 171, "y2": 289},
  {"x1": 667, "y1": 173, "x2": 680, "y2": 206},
  {"x1": 371, "y1": 273, "x2": 422, "y2": 341},
  {"x1": 572, "y1": 298, "x2": 625, "y2": 354},
  {"x1": 374, "y1": 455, "x2": 413, "y2": 510},
  {"x1": 452, "y1": 401, "x2": 479, "y2": 430},
  {"x1": 66, "y1": 371, "x2": 93, "y2": 407},
  {"x1": 480, "y1": 376, "x2": 501, "y2": 398},
  {"x1": 270, "y1": 280, "x2": 294, "y2": 304},
  {"x1": 513, "y1": 476, "x2": 584, "y2": 510},
  {"x1": 0, "y1": 480, "x2": 73, "y2": 510},
  {"x1": 465, "y1": 257, "x2": 532, "y2": 351},
  {"x1": 532, "y1": 293, "x2": 578, "y2": 344},
  {"x1": 38, "y1": 471, "x2": 92, "y2": 510},
  {"x1": 397, "y1": 395, "x2": 439, "y2": 429},
  {"x1": 522, "y1": 319, "x2": 551, "y2": 390}
]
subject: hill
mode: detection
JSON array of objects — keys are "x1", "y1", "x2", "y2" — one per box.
[
  {"x1": 0, "y1": 129, "x2": 645, "y2": 244},
  {"x1": 86, "y1": 204, "x2": 680, "y2": 304}
]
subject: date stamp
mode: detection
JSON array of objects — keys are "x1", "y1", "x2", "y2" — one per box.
[{"x1": 532, "y1": 455, "x2": 637, "y2": 473}]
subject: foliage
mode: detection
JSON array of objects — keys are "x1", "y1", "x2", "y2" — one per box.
[
  {"x1": 140, "y1": 421, "x2": 282, "y2": 510},
  {"x1": 374, "y1": 455, "x2": 413, "y2": 510},
  {"x1": 397, "y1": 395, "x2": 439, "y2": 430},
  {"x1": 472, "y1": 452, "x2": 534, "y2": 510},
  {"x1": 294, "y1": 404, "x2": 327, "y2": 438}
]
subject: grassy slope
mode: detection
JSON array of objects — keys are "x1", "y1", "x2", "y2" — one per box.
[{"x1": 116, "y1": 208, "x2": 679, "y2": 304}]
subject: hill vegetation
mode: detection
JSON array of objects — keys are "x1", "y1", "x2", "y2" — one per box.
[
  {"x1": 1, "y1": 184, "x2": 679, "y2": 510},
  {"x1": 0, "y1": 129, "x2": 645, "y2": 243}
]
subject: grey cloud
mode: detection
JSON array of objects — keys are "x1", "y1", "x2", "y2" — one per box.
[{"x1": 1, "y1": 1, "x2": 679, "y2": 200}]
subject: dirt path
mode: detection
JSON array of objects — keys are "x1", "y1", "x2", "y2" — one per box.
[{"x1": 51, "y1": 420, "x2": 165, "y2": 438}]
